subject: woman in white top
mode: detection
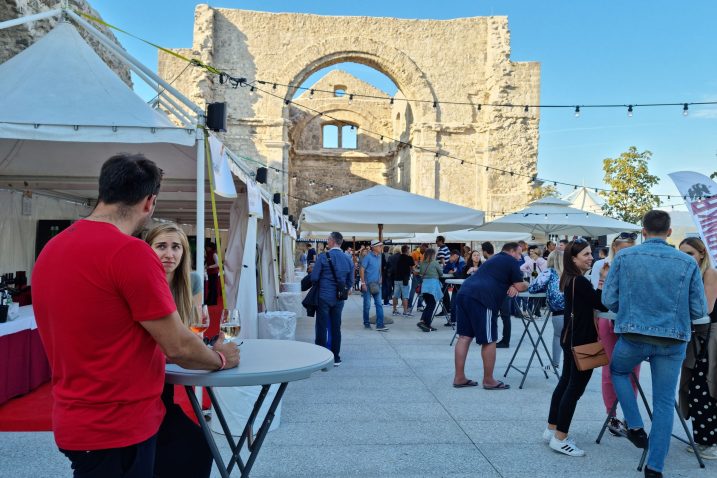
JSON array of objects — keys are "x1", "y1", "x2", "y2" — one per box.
[
  {"x1": 521, "y1": 245, "x2": 548, "y2": 276},
  {"x1": 592, "y1": 232, "x2": 639, "y2": 436}
]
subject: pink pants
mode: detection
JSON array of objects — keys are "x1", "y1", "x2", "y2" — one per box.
[{"x1": 598, "y1": 317, "x2": 641, "y2": 416}]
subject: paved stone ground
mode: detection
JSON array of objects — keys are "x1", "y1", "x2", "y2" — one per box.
[{"x1": 0, "y1": 293, "x2": 713, "y2": 477}]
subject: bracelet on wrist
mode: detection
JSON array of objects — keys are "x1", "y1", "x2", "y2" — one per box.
[{"x1": 214, "y1": 350, "x2": 226, "y2": 371}]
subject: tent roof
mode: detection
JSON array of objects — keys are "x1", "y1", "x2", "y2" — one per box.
[
  {"x1": 299, "y1": 185, "x2": 485, "y2": 234},
  {"x1": 562, "y1": 187, "x2": 605, "y2": 214},
  {"x1": 0, "y1": 22, "x2": 234, "y2": 225},
  {"x1": 472, "y1": 197, "x2": 640, "y2": 237}
]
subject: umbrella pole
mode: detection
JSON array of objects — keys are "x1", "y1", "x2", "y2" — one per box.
[
  {"x1": 378, "y1": 224, "x2": 384, "y2": 242},
  {"x1": 353, "y1": 236, "x2": 356, "y2": 250}
]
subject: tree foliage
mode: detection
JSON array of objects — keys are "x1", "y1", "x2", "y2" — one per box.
[
  {"x1": 529, "y1": 184, "x2": 560, "y2": 202},
  {"x1": 602, "y1": 146, "x2": 661, "y2": 224}
]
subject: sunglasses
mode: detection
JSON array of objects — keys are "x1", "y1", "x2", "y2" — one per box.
[
  {"x1": 618, "y1": 232, "x2": 638, "y2": 240},
  {"x1": 573, "y1": 237, "x2": 588, "y2": 244}
]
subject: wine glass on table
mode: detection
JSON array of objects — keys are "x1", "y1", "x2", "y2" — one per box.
[
  {"x1": 220, "y1": 308, "x2": 241, "y2": 341},
  {"x1": 190, "y1": 305, "x2": 210, "y2": 338}
]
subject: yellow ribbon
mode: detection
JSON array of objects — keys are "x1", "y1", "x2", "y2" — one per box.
[{"x1": 204, "y1": 133, "x2": 228, "y2": 309}]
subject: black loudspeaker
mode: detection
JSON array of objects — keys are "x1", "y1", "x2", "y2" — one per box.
[
  {"x1": 282, "y1": 207, "x2": 289, "y2": 215},
  {"x1": 273, "y1": 193, "x2": 281, "y2": 204},
  {"x1": 288, "y1": 215, "x2": 294, "y2": 223},
  {"x1": 206, "y1": 102, "x2": 227, "y2": 132},
  {"x1": 255, "y1": 167, "x2": 268, "y2": 184}
]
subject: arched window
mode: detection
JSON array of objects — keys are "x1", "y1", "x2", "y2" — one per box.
[
  {"x1": 322, "y1": 123, "x2": 358, "y2": 149},
  {"x1": 333, "y1": 85, "x2": 347, "y2": 97}
]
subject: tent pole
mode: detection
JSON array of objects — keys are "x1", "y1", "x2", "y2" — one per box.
[
  {"x1": 0, "y1": 9, "x2": 61, "y2": 30},
  {"x1": 378, "y1": 224, "x2": 384, "y2": 242},
  {"x1": 196, "y1": 126, "x2": 205, "y2": 290}
]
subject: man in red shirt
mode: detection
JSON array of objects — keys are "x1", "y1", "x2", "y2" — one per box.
[{"x1": 32, "y1": 154, "x2": 239, "y2": 478}]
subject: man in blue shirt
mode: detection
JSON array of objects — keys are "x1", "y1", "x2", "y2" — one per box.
[
  {"x1": 443, "y1": 250, "x2": 466, "y2": 277},
  {"x1": 603, "y1": 210, "x2": 707, "y2": 476},
  {"x1": 453, "y1": 242, "x2": 527, "y2": 389},
  {"x1": 310, "y1": 232, "x2": 354, "y2": 366},
  {"x1": 360, "y1": 240, "x2": 388, "y2": 331}
]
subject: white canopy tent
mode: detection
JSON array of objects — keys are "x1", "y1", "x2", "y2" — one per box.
[
  {"x1": 397, "y1": 229, "x2": 531, "y2": 244},
  {"x1": 0, "y1": 14, "x2": 290, "y2": 332},
  {"x1": 563, "y1": 187, "x2": 605, "y2": 215},
  {"x1": 472, "y1": 197, "x2": 641, "y2": 238},
  {"x1": 299, "y1": 185, "x2": 485, "y2": 239}
]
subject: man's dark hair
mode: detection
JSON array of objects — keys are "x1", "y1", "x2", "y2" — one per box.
[
  {"x1": 401, "y1": 245, "x2": 409, "y2": 254},
  {"x1": 642, "y1": 210, "x2": 671, "y2": 235},
  {"x1": 98, "y1": 154, "x2": 162, "y2": 207},
  {"x1": 450, "y1": 249, "x2": 460, "y2": 256},
  {"x1": 527, "y1": 244, "x2": 539, "y2": 253},
  {"x1": 481, "y1": 241, "x2": 494, "y2": 255},
  {"x1": 502, "y1": 242, "x2": 520, "y2": 253},
  {"x1": 546, "y1": 240, "x2": 555, "y2": 247},
  {"x1": 559, "y1": 239, "x2": 569, "y2": 245},
  {"x1": 329, "y1": 231, "x2": 343, "y2": 245},
  {"x1": 436, "y1": 235, "x2": 445, "y2": 244}
]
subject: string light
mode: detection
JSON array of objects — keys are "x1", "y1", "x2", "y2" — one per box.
[
  {"x1": 683, "y1": 103, "x2": 688, "y2": 116},
  {"x1": 574, "y1": 106, "x2": 580, "y2": 118},
  {"x1": 627, "y1": 105, "x2": 634, "y2": 117}
]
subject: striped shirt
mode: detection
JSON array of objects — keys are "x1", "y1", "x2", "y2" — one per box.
[{"x1": 436, "y1": 245, "x2": 450, "y2": 265}]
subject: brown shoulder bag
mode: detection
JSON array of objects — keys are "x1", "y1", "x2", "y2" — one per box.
[{"x1": 568, "y1": 277, "x2": 609, "y2": 371}]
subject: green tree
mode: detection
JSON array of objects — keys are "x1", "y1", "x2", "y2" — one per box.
[
  {"x1": 602, "y1": 146, "x2": 661, "y2": 224},
  {"x1": 529, "y1": 184, "x2": 560, "y2": 202}
]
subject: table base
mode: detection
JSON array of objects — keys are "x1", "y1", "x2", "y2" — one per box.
[
  {"x1": 184, "y1": 383, "x2": 288, "y2": 477},
  {"x1": 504, "y1": 300, "x2": 559, "y2": 389}
]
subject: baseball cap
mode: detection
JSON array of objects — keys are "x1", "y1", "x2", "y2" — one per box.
[{"x1": 371, "y1": 240, "x2": 383, "y2": 247}]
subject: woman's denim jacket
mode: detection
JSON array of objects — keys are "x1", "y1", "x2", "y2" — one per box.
[
  {"x1": 528, "y1": 268, "x2": 565, "y2": 313},
  {"x1": 602, "y1": 238, "x2": 707, "y2": 341}
]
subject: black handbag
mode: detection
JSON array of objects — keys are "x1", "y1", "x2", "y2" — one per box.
[
  {"x1": 326, "y1": 252, "x2": 349, "y2": 301},
  {"x1": 302, "y1": 283, "x2": 319, "y2": 317}
]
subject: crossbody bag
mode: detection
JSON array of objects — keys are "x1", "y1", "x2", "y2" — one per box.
[
  {"x1": 326, "y1": 252, "x2": 349, "y2": 301},
  {"x1": 567, "y1": 277, "x2": 609, "y2": 371}
]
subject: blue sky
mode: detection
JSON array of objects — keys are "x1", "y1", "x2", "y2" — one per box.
[{"x1": 93, "y1": 0, "x2": 717, "y2": 204}]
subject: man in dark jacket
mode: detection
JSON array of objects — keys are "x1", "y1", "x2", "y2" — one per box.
[{"x1": 310, "y1": 232, "x2": 354, "y2": 366}]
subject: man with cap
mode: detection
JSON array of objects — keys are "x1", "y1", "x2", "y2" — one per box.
[{"x1": 360, "y1": 240, "x2": 388, "y2": 331}]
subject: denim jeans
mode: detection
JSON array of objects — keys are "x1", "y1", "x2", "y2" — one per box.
[
  {"x1": 421, "y1": 293, "x2": 437, "y2": 326},
  {"x1": 610, "y1": 336, "x2": 687, "y2": 473},
  {"x1": 363, "y1": 289, "x2": 384, "y2": 327},
  {"x1": 551, "y1": 314, "x2": 564, "y2": 368},
  {"x1": 315, "y1": 300, "x2": 345, "y2": 361}
]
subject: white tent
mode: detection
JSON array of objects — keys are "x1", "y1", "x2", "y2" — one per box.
[
  {"x1": 472, "y1": 197, "x2": 640, "y2": 237},
  {"x1": 299, "y1": 185, "x2": 485, "y2": 237},
  {"x1": 563, "y1": 187, "x2": 605, "y2": 215}
]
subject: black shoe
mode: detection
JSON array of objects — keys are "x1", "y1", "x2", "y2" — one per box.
[
  {"x1": 496, "y1": 341, "x2": 509, "y2": 348},
  {"x1": 644, "y1": 466, "x2": 662, "y2": 478},
  {"x1": 626, "y1": 428, "x2": 648, "y2": 449},
  {"x1": 417, "y1": 322, "x2": 430, "y2": 332},
  {"x1": 435, "y1": 312, "x2": 447, "y2": 317}
]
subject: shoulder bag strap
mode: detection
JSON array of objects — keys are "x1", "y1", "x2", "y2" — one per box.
[
  {"x1": 562, "y1": 276, "x2": 576, "y2": 346},
  {"x1": 326, "y1": 251, "x2": 341, "y2": 284}
]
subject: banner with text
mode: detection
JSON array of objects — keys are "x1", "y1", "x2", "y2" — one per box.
[{"x1": 669, "y1": 171, "x2": 717, "y2": 267}]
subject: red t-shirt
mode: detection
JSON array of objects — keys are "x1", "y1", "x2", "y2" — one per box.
[{"x1": 32, "y1": 220, "x2": 176, "y2": 450}]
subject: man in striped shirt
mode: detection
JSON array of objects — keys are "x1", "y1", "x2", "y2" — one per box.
[{"x1": 435, "y1": 236, "x2": 452, "y2": 321}]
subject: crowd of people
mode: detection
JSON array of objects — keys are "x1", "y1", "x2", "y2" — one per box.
[
  {"x1": 28, "y1": 154, "x2": 716, "y2": 478},
  {"x1": 305, "y1": 210, "x2": 715, "y2": 477}
]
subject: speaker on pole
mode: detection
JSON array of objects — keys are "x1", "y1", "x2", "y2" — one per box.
[
  {"x1": 282, "y1": 207, "x2": 289, "y2": 215},
  {"x1": 255, "y1": 167, "x2": 268, "y2": 184},
  {"x1": 273, "y1": 193, "x2": 281, "y2": 204},
  {"x1": 206, "y1": 102, "x2": 227, "y2": 132}
]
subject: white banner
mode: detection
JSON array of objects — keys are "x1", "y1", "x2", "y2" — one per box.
[
  {"x1": 669, "y1": 171, "x2": 717, "y2": 267},
  {"x1": 208, "y1": 134, "x2": 237, "y2": 198},
  {"x1": 247, "y1": 180, "x2": 264, "y2": 218}
]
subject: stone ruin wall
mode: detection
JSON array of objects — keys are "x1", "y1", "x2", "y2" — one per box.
[
  {"x1": 159, "y1": 5, "x2": 540, "y2": 220},
  {"x1": 1, "y1": 0, "x2": 131, "y2": 86}
]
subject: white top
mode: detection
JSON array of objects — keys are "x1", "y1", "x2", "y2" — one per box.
[
  {"x1": 445, "y1": 279, "x2": 465, "y2": 285},
  {"x1": 0, "y1": 305, "x2": 35, "y2": 338},
  {"x1": 165, "y1": 339, "x2": 334, "y2": 387}
]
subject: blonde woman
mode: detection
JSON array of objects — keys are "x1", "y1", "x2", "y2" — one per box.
[
  {"x1": 145, "y1": 222, "x2": 212, "y2": 477},
  {"x1": 591, "y1": 233, "x2": 639, "y2": 437},
  {"x1": 146, "y1": 223, "x2": 202, "y2": 326},
  {"x1": 678, "y1": 237, "x2": 717, "y2": 460}
]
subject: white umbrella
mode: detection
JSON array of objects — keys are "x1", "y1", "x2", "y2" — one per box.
[
  {"x1": 396, "y1": 229, "x2": 531, "y2": 243},
  {"x1": 299, "y1": 185, "x2": 484, "y2": 239},
  {"x1": 472, "y1": 197, "x2": 641, "y2": 237}
]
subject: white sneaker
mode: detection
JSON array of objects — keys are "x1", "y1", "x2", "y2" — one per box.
[
  {"x1": 687, "y1": 444, "x2": 717, "y2": 460},
  {"x1": 542, "y1": 428, "x2": 555, "y2": 443},
  {"x1": 549, "y1": 435, "x2": 585, "y2": 457}
]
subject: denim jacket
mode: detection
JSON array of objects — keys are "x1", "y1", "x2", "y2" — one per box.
[
  {"x1": 528, "y1": 268, "x2": 565, "y2": 313},
  {"x1": 602, "y1": 238, "x2": 707, "y2": 341},
  {"x1": 310, "y1": 249, "x2": 355, "y2": 306}
]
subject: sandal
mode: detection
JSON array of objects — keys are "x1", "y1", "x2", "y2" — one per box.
[
  {"x1": 483, "y1": 381, "x2": 510, "y2": 390},
  {"x1": 453, "y1": 380, "x2": 479, "y2": 388}
]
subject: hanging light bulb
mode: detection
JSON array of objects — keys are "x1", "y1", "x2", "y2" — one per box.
[
  {"x1": 477, "y1": 104, "x2": 482, "y2": 111},
  {"x1": 348, "y1": 94, "x2": 354, "y2": 105},
  {"x1": 390, "y1": 98, "x2": 394, "y2": 105},
  {"x1": 627, "y1": 105, "x2": 634, "y2": 117},
  {"x1": 574, "y1": 106, "x2": 580, "y2": 118},
  {"x1": 310, "y1": 89, "x2": 315, "y2": 98},
  {"x1": 682, "y1": 103, "x2": 688, "y2": 116},
  {"x1": 524, "y1": 105, "x2": 529, "y2": 113},
  {"x1": 272, "y1": 83, "x2": 277, "y2": 90},
  {"x1": 433, "y1": 101, "x2": 437, "y2": 108}
]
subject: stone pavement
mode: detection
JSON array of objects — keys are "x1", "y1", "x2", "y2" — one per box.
[{"x1": 0, "y1": 293, "x2": 712, "y2": 477}]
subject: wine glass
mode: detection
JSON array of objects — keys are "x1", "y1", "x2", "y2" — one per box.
[
  {"x1": 190, "y1": 305, "x2": 210, "y2": 338},
  {"x1": 220, "y1": 308, "x2": 241, "y2": 340}
]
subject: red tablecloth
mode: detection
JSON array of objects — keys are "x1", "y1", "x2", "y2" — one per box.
[{"x1": 0, "y1": 328, "x2": 51, "y2": 405}]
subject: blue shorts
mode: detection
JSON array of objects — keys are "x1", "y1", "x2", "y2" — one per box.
[
  {"x1": 455, "y1": 294, "x2": 498, "y2": 344},
  {"x1": 392, "y1": 281, "x2": 410, "y2": 299}
]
